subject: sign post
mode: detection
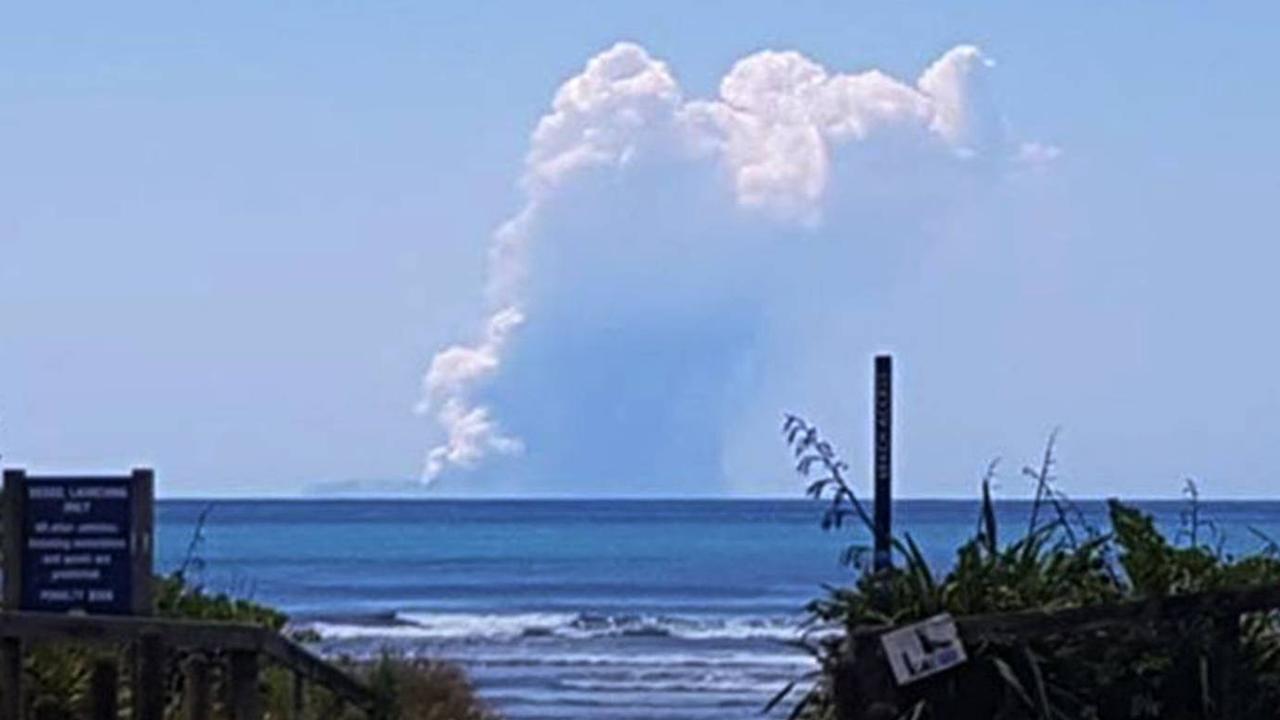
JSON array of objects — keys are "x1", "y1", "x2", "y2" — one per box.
[
  {"x1": 873, "y1": 355, "x2": 893, "y2": 572},
  {"x1": 3, "y1": 469, "x2": 153, "y2": 616}
]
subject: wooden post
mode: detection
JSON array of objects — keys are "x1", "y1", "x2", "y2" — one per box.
[
  {"x1": 291, "y1": 672, "x2": 306, "y2": 720},
  {"x1": 90, "y1": 658, "x2": 119, "y2": 720},
  {"x1": 184, "y1": 654, "x2": 211, "y2": 720},
  {"x1": 0, "y1": 475, "x2": 24, "y2": 720},
  {"x1": 833, "y1": 635, "x2": 899, "y2": 720},
  {"x1": 228, "y1": 651, "x2": 261, "y2": 720},
  {"x1": 130, "y1": 469, "x2": 155, "y2": 616},
  {"x1": 872, "y1": 355, "x2": 893, "y2": 572},
  {"x1": 2, "y1": 470, "x2": 26, "y2": 610},
  {"x1": 134, "y1": 634, "x2": 165, "y2": 720},
  {"x1": 1214, "y1": 613, "x2": 1240, "y2": 720},
  {"x1": 0, "y1": 637, "x2": 21, "y2": 720}
]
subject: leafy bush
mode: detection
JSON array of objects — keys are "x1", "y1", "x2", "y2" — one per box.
[
  {"x1": 155, "y1": 573, "x2": 288, "y2": 630},
  {"x1": 362, "y1": 654, "x2": 501, "y2": 720},
  {"x1": 2, "y1": 503, "x2": 498, "y2": 720},
  {"x1": 778, "y1": 416, "x2": 1280, "y2": 720}
]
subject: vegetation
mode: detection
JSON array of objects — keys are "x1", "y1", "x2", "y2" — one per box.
[
  {"x1": 776, "y1": 416, "x2": 1280, "y2": 720},
  {"x1": 363, "y1": 655, "x2": 500, "y2": 720},
  {"x1": 1, "y1": 501, "x2": 499, "y2": 720}
]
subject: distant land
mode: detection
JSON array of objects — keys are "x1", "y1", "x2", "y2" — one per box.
[
  {"x1": 284, "y1": 481, "x2": 1267, "y2": 501},
  {"x1": 303, "y1": 478, "x2": 435, "y2": 496}
]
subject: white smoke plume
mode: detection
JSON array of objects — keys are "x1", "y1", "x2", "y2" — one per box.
[{"x1": 419, "y1": 41, "x2": 1006, "y2": 482}]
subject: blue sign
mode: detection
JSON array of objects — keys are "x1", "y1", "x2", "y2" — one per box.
[{"x1": 20, "y1": 477, "x2": 134, "y2": 614}]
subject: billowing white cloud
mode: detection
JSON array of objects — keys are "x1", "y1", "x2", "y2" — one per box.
[
  {"x1": 918, "y1": 45, "x2": 997, "y2": 149},
  {"x1": 524, "y1": 44, "x2": 683, "y2": 200},
  {"x1": 419, "y1": 306, "x2": 524, "y2": 478},
  {"x1": 680, "y1": 44, "x2": 993, "y2": 222},
  {"x1": 419, "y1": 41, "x2": 1016, "y2": 482}
]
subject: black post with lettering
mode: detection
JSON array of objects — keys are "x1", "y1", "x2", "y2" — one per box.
[{"x1": 873, "y1": 355, "x2": 893, "y2": 572}]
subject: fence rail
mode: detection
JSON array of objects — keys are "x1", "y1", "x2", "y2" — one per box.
[
  {"x1": 837, "y1": 585, "x2": 1280, "y2": 720},
  {"x1": 0, "y1": 610, "x2": 373, "y2": 720}
]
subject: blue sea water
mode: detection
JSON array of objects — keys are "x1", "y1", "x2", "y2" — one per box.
[{"x1": 156, "y1": 499, "x2": 1280, "y2": 720}]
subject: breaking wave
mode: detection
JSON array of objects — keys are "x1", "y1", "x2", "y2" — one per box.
[{"x1": 303, "y1": 610, "x2": 815, "y2": 642}]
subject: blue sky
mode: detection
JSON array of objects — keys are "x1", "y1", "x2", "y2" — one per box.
[{"x1": 3, "y1": 2, "x2": 1279, "y2": 498}]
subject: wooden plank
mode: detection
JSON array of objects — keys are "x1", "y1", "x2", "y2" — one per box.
[
  {"x1": 836, "y1": 587, "x2": 1280, "y2": 720},
  {"x1": 262, "y1": 634, "x2": 374, "y2": 708},
  {"x1": 134, "y1": 633, "x2": 166, "y2": 720},
  {"x1": 0, "y1": 637, "x2": 20, "y2": 720},
  {"x1": 962, "y1": 585, "x2": 1280, "y2": 641},
  {"x1": 0, "y1": 611, "x2": 265, "y2": 651},
  {"x1": 90, "y1": 658, "x2": 119, "y2": 720},
  {"x1": 184, "y1": 654, "x2": 211, "y2": 720},
  {"x1": 228, "y1": 650, "x2": 261, "y2": 720},
  {"x1": 0, "y1": 611, "x2": 374, "y2": 710},
  {"x1": 849, "y1": 585, "x2": 1280, "y2": 643}
]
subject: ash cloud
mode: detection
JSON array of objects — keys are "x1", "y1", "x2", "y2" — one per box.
[{"x1": 419, "y1": 42, "x2": 1035, "y2": 490}]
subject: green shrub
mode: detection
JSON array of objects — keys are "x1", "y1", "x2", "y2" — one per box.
[
  {"x1": 154, "y1": 573, "x2": 287, "y2": 630},
  {"x1": 778, "y1": 416, "x2": 1280, "y2": 720},
  {"x1": 361, "y1": 654, "x2": 500, "y2": 720},
  {"x1": 2, "y1": 502, "x2": 498, "y2": 720}
]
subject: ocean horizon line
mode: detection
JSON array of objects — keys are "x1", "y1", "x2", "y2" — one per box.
[{"x1": 153, "y1": 493, "x2": 1280, "y2": 503}]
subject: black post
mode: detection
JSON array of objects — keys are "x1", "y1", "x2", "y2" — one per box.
[
  {"x1": 184, "y1": 654, "x2": 211, "y2": 720},
  {"x1": 134, "y1": 633, "x2": 165, "y2": 720},
  {"x1": 2, "y1": 469, "x2": 26, "y2": 610},
  {"x1": 873, "y1": 355, "x2": 893, "y2": 572},
  {"x1": 90, "y1": 658, "x2": 119, "y2": 720},
  {"x1": 291, "y1": 672, "x2": 306, "y2": 720},
  {"x1": 228, "y1": 650, "x2": 262, "y2": 720},
  {"x1": 0, "y1": 637, "x2": 21, "y2": 720},
  {"x1": 130, "y1": 468, "x2": 155, "y2": 616}
]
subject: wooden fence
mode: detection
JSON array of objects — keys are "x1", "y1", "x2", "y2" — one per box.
[
  {"x1": 835, "y1": 585, "x2": 1280, "y2": 720},
  {"x1": 0, "y1": 611, "x2": 374, "y2": 720}
]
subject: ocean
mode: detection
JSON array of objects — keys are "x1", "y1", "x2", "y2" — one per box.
[{"x1": 156, "y1": 499, "x2": 1280, "y2": 720}]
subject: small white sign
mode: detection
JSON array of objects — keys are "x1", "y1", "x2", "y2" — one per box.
[{"x1": 880, "y1": 613, "x2": 967, "y2": 685}]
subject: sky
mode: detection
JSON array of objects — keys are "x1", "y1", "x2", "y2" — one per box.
[{"x1": 3, "y1": 2, "x2": 1279, "y2": 498}]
